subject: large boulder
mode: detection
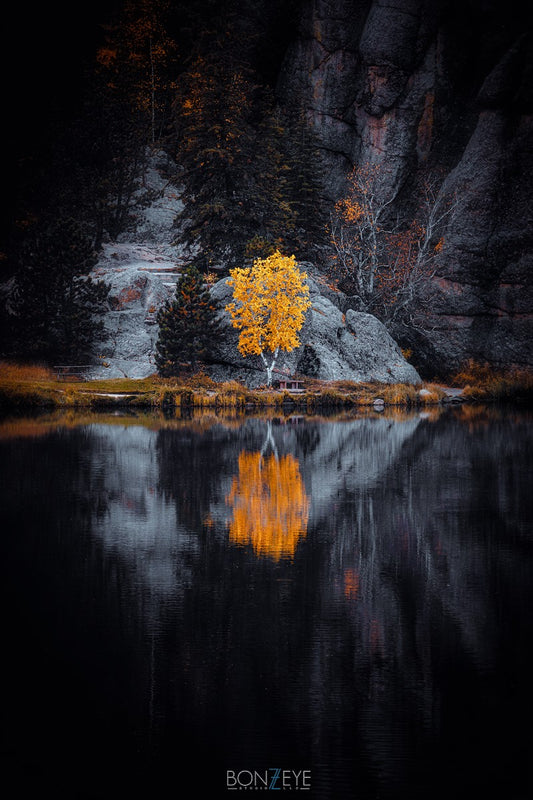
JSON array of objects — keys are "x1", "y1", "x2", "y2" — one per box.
[{"x1": 207, "y1": 276, "x2": 421, "y2": 386}]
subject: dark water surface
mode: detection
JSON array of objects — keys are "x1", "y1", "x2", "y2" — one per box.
[{"x1": 1, "y1": 406, "x2": 532, "y2": 799}]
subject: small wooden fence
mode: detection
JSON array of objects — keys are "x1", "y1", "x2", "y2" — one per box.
[{"x1": 53, "y1": 365, "x2": 94, "y2": 381}]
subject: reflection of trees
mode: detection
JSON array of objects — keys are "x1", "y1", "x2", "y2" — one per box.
[
  {"x1": 226, "y1": 450, "x2": 309, "y2": 560},
  {"x1": 5, "y1": 411, "x2": 531, "y2": 797},
  {"x1": 299, "y1": 411, "x2": 533, "y2": 796},
  {"x1": 156, "y1": 425, "x2": 231, "y2": 532},
  {"x1": 0, "y1": 427, "x2": 154, "y2": 797}
]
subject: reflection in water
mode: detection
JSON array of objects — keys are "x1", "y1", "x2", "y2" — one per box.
[
  {"x1": 226, "y1": 450, "x2": 309, "y2": 560},
  {"x1": 1, "y1": 408, "x2": 533, "y2": 799}
]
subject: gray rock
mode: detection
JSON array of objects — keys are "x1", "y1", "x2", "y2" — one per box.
[
  {"x1": 358, "y1": 0, "x2": 435, "y2": 72},
  {"x1": 207, "y1": 276, "x2": 421, "y2": 386},
  {"x1": 84, "y1": 151, "x2": 186, "y2": 380},
  {"x1": 421, "y1": 105, "x2": 533, "y2": 371},
  {"x1": 277, "y1": 0, "x2": 533, "y2": 372},
  {"x1": 278, "y1": 0, "x2": 439, "y2": 198}
]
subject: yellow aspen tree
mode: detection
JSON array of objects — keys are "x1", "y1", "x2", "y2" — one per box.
[{"x1": 225, "y1": 251, "x2": 311, "y2": 385}]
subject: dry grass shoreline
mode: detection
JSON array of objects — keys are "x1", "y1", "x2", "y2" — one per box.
[{"x1": 0, "y1": 360, "x2": 532, "y2": 413}]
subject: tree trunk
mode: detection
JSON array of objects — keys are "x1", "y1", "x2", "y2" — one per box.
[
  {"x1": 261, "y1": 347, "x2": 279, "y2": 386},
  {"x1": 149, "y1": 36, "x2": 156, "y2": 144}
]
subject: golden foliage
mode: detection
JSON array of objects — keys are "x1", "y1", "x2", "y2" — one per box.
[
  {"x1": 226, "y1": 251, "x2": 311, "y2": 358},
  {"x1": 226, "y1": 451, "x2": 309, "y2": 560},
  {"x1": 450, "y1": 359, "x2": 533, "y2": 401},
  {"x1": 96, "y1": 48, "x2": 117, "y2": 68}
]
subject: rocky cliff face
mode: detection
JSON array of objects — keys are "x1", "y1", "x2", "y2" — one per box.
[
  {"x1": 85, "y1": 150, "x2": 185, "y2": 379},
  {"x1": 85, "y1": 150, "x2": 420, "y2": 385},
  {"x1": 277, "y1": 0, "x2": 533, "y2": 373}
]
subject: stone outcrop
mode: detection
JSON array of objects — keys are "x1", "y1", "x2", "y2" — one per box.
[
  {"x1": 208, "y1": 276, "x2": 421, "y2": 386},
  {"x1": 85, "y1": 151, "x2": 185, "y2": 379},
  {"x1": 277, "y1": 0, "x2": 533, "y2": 372},
  {"x1": 81, "y1": 154, "x2": 420, "y2": 384},
  {"x1": 277, "y1": 0, "x2": 441, "y2": 199},
  {"x1": 424, "y1": 40, "x2": 533, "y2": 371}
]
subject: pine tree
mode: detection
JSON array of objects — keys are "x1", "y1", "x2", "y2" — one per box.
[
  {"x1": 10, "y1": 218, "x2": 110, "y2": 363},
  {"x1": 39, "y1": 0, "x2": 180, "y2": 251},
  {"x1": 155, "y1": 266, "x2": 220, "y2": 376},
  {"x1": 279, "y1": 108, "x2": 328, "y2": 258},
  {"x1": 173, "y1": 34, "x2": 327, "y2": 270},
  {"x1": 96, "y1": 0, "x2": 179, "y2": 145},
  {"x1": 173, "y1": 44, "x2": 260, "y2": 268}
]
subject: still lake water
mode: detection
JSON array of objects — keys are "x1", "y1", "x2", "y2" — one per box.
[{"x1": 1, "y1": 406, "x2": 532, "y2": 799}]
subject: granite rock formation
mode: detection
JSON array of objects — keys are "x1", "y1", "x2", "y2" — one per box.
[
  {"x1": 277, "y1": 0, "x2": 533, "y2": 373},
  {"x1": 208, "y1": 276, "x2": 421, "y2": 386},
  {"x1": 83, "y1": 152, "x2": 420, "y2": 384}
]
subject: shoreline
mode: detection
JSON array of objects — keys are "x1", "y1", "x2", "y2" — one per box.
[
  {"x1": 0, "y1": 375, "x2": 456, "y2": 412},
  {"x1": 1, "y1": 364, "x2": 532, "y2": 413}
]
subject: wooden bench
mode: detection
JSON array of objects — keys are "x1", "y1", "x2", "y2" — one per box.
[
  {"x1": 278, "y1": 378, "x2": 305, "y2": 393},
  {"x1": 54, "y1": 365, "x2": 93, "y2": 381}
]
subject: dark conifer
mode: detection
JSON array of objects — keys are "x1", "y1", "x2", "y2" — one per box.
[
  {"x1": 155, "y1": 266, "x2": 220, "y2": 376},
  {"x1": 10, "y1": 218, "x2": 110, "y2": 363},
  {"x1": 172, "y1": 24, "x2": 327, "y2": 270}
]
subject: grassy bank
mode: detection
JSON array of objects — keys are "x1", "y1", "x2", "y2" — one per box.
[
  {"x1": 0, "y1": 362, "x2": 449, "y2": 412},
  {"x1": 1, "y1": 360, "x2": 531, "y2": 412},
  {"x1": 449, "y1": 359, "x2": 533, "y2": 403}
]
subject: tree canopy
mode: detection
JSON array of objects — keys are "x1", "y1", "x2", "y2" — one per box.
[
  {"x1": 9, "y1": 218, "x2": 109, "y2": 363},
  {"x1": 225, "y1": 251, "x2": 311, "y2": 384},
  {"x1": 155, "y1": 265, "x2": 220, "y2": 376}
]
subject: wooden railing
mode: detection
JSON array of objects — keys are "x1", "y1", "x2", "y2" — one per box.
[{"x1": 53, "y1": 365, "x2": 94, "y2": 381}]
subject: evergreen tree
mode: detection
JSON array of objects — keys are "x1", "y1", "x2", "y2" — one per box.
[
  {"x1": 33, "y1": 0, "x2": 180, "y2": 251},
  {"x1": 50, "y1": 101, "x2": 149, "y2": 250},
  {"x1": 279, "y1": 108, "x2": 328, "y2": 259},
  {"x1": 155, "y1": 266, "x2": 220, "y2": 375},
  {"x1": 173, "y1": 44, "x2": 261, "y2": 268},
  {"x1": 172, "y1": 15, "x2": 327, "y2": 271},
  {"x1": 10, "y1": 218, "x2": 110, "y2": 363},
  {"x1": 97, "y1": 0, "x2": 179, "y2": 145}
]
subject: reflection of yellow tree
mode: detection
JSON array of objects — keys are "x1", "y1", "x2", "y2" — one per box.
[{"x1": 226, "y1": 451, "x2": 309, "y2": 561}]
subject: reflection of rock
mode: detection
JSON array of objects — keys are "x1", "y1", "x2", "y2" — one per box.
[
  {"x1": 77, "y1": 410, "x2": 532, "y2": 795},
  {"x1": 300, "y1": 415, "x2": 422, "y2": 521},
  {"x1": 85, "y1": 413, "x2": 531, "y2": 683},
  {"x1": 313, "y1": 411, "x2": 533, "y2": 703},
  {"x1": 208, "y1": 277, "x2": 421, "y2": 386},
  {"x1": 88, "y1": 425, "x2": 198, "y2": 602}
]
